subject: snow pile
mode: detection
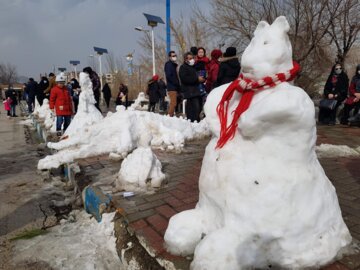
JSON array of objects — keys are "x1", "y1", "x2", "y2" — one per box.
[
  {"x1": 18, "y1": 119, "x2": 33, "y2": 127},
  {"x1": 116, "y1": 130, "x2": 165, "y2": 190},
  {"x1": 38, "y1": 108, "x2": 209, "y2": 170},
  {"x1": 130, "y1": 91, "x2": 148, "y2": 111},
  {"x1": 165, "y1": 16, "x2": 351, "y2": 270},
  {"x1": 63, "y1": 72, "x2": 103, "y2": 137},
  {"x1": 33, "y1": 99, "x2": 56, "y2": 133},
  {"x1": 316, "y1": 144, "x2": 360, "y2": 158},
  {"x1": 12, "y1": 211, "x2": 122, "y2": 270},
  {"x1": 32, "y1": 98, "x2": 41, "y2": 116}
]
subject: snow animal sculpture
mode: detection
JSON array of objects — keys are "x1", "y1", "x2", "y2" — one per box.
[{"x1": 164, "y1": 16, "x2": 351, "y2": 270}]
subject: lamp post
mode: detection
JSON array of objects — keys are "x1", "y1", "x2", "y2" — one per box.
[
  {"x1": 135, "y1": 13, "x2": 164, "y2": 76},
  {"x1": 93, "y1": 47, "x2": 108, "y2": 90},
  {"x1": 69, "y1": 60, "x2": 80, "y2": 79}
]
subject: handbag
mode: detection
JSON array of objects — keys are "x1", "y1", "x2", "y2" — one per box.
[{"x1": 319, "y1": 99, "x2": 337, "y2": 110}]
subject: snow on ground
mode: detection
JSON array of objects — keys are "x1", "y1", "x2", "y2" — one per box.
[
  {"x1": 38, "y1": 107, "x2": 209, "y2": 170},
  {"x1": 115, "y1": 130, "x2": 166, "y2": 190},
  {"x1": 18, "y1": 119, "x2": 34, "y2": 127},
  {"x1": 130, "y1": 92, "x2": 148, "y2": 111},
  {"x1": 316, "y1": 144, "x2": 360, "y2": 158},
  {"x1": 12, "y1": 211, "x2": 122, "y2": 270},
  {"x1": 63, "y1": 72, "x2": 103, "y2": 137}
]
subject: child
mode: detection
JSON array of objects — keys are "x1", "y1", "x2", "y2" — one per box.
[{"x1": 3, "y1": 97, "x2": 12, "y2": 118}]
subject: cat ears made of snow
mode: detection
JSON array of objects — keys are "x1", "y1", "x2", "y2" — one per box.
[{"x1": 254, "y1": 16, "x2": 290, "y2": 37}]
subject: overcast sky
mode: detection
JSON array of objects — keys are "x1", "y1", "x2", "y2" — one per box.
[{"x1": 0, "y1": 0, "x2": 211, "y2": 79}]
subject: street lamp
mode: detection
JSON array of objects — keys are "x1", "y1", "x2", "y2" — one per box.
[
  {"x1": 135, "y1": 13, "x2": 164, "y2": 76},
  {"x1": 93, "y1": 46, "x2": 108, "y2": 90},
  {"x1": 69, "y1": 60, "x2": 80, "y2": 80}
]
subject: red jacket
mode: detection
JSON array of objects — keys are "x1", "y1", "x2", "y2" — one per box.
[
  {"x1": 345, "y1": 81, "x2": 360, "y2": 105},
  {"x1": 206, "y1": 59, "x2": 220, "y2": 92},
  {"x1": 49, "y1": 85, "x2": 73, "y2": 115}
]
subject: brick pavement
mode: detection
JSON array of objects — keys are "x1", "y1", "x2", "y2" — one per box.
[{"x1": 75, "y1": 125, "x2": 360, "y2": 270}]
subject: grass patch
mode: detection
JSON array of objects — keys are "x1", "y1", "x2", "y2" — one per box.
[{"x1": 10, "y1": 228, "x2": 48, "y2": 241}]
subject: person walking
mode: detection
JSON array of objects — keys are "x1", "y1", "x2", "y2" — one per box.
[
  {"x1": 102, "y1": 83, "x2": 112, "y2": 109},
  {"x1": 25, "y1": 78, "x2": 38, "y2": 113},
  {"x1": 340, "y1": 64, "x2": 360, "y2": 125},
  {"x1": 5, "y1": 86, "x2": 18, "y2": 117},
  {"x1": 216, "y1": 46, "x2": 241, "y2": 86},
  {"x1": 179, "y1": 52, "x2": 204, "y2": 122},
  {"x1": 164, "y1": 50, "x2": 180, "y2": 116},
  {"x1": 37, "y1": 76, "x2": 49, "y2": 105},
  {"x1": 49, "y1": 73, "x2": 73, "y2": 136},
  {"x1": 83, "y1": 67, "x2": 101, "y2": 112},
  {"x1": 44, "y1": 73, "x2": 56, "y2": 99},
  {"x1": 115, "y1": 83, "x2": 128, "y2": 108},
  {"x1": 206, "y1": 49, "x2": 222, "y2": 92},
  {"x1": 194, "y1": 47, "x2": 209, "y2": 98},
  {"x1": 318, "y1": 63, "x2": 349, "y2": 125}
]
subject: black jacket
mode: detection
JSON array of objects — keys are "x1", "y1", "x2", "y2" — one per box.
[
  {"x1": 179, "y1": 63, "x2": 201, "y2": 99},
  {"x1": 147, "y1": 80, "x2": 161, "y2": 103},
  {"x1": 102, "y1": 83, "x2": 112, "y2": 100},
  {"x1": 324, "y1": 66, "x2": 349, "y2": 102},
  {"x1": 38, "y1": 77, "x2": 49, "y2": 96},
  {"x1": 5, "y1": 88, "x2": 18, "y2": 105},
  {"x1": 25, "y1": 81, "x2": 38, "y2": 98},
  {"x1": 158, "y1": 79, "x2": 167, "y2": 98},
  {"x1": 216, "y1": 56, "x2": 241, "y2": 86},
  {"x1": 164, "y1": 60, "x2": 180, "y2": 91}
]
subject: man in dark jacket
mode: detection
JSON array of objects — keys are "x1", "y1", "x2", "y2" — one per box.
[
  {"x1": 37, "y1": 76, "x2": 49, "y2": 105},
  {"x1": 158, "y1": 78, "x2": 167, "y2": 112},
  {"x1": 179, "y1": 52, "x2": 205, "y2": 122},
  {"x1": 83, "y1": 66, "x2": 101, "y2": 112},
  {"x1": 102, "y1": 83, "x2": 112, "y2": 109},
  {"x1": 25, "y1": 78, "x2": 38, "y2": 113},
  {"x1": 216, "y1": 47, "x2": 241, "y2": 87},
  {"x1": 164, "y1": 51, "x2": 180, "y2": 116}
]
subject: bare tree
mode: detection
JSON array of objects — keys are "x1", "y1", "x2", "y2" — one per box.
[
  {"x1": 326, "y1": 0, "x2": 360, "y2": 65},
  {"x1": 0, "y1": 63, "x2": 18, "y2": 85}
]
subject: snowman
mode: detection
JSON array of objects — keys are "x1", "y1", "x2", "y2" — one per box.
[
  {"x1": 63, "y1": 72, "x2": 103, "y2": 137},
  {"x1": 164, "y1": 16, "x2": 351, "y2": 270}
]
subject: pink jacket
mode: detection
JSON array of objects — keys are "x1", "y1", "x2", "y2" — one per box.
[{"x1": 3, "y1": 98, "x2": 11, "y2": 111}]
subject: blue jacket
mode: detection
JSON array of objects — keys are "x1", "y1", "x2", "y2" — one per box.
[{"x1": 164, "y1": 60, "x2": 180, "y2": 92}]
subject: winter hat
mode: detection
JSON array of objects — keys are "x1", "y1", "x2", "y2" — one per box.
[
  {"x1": 223, "y1": 47, "x2": 237, "y2": 57},
  {"x1": 211, "y1": 49, "x2": 222, "y2": 60},
  {"x1": 152, "y1": 74, "x2": 159, "y2": 81},
  {"x1": 83, "y1": 66, "x2": 93, "y2": 74},
  {"x1": 55, "y1": 73, "x2": 66, "y2": 82},
  {"x1": 49, "y1": 73, "x2": 55, "y2": 77}
]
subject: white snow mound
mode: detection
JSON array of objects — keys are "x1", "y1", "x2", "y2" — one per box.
[
  {"x1": 316, "y1": 144, "x2": 360, "y2": 158},
  {"x1": 12, "y1": 211, "x2": 122, "y2": 270}
]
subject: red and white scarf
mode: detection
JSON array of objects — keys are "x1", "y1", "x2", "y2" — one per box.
[{"x1": 216, "y1": 61, "x2": 300, "y2": 148}]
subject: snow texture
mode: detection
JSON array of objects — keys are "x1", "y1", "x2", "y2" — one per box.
[
  {"x1": 116, "y1": 147, "x2": 165, "y2": 190},
  {"x1": 34, "y1": 99, "x2": 56, "y2": 133},
  {"x1": 12, "y1": 211, "x2": 123, "y2": 270},
  {"x1": 316, "y1": 144, "x2": 360, "y2": 158},
  {"x1": 38, "y1": 107, "x2": 209, "y2": 170},
  {"x1": 63, "y1": 72, "x2": 103, "y2": 137},
  {"x1": 130, "y1": 92, "x2": 148, "y2": 111},
  {"x1": 164, "y1": 16, "x2": 352, "y2": 270}
]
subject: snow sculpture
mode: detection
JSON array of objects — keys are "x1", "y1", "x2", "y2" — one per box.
[
  {"x1": 164, "y1": 16, "x2": 351, "y2": 269},
  {"x1": 115, "y1": 122, "x2": 166, "y2": 190},
  {"x1": 129, "y1": 92, "x2": 148, "y2": 111},
  {"x1": 62, "y1": 72, "x2": 103, "y2": 137}
]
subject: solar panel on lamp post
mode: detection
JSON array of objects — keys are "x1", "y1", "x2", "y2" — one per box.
[
  {"x1": 93, "y1": 47, "x2": 108, "y2": 91},
  {"x1": 70, "y1": 60, "x2": 80, "y2": 80},
  {"x1": 135, "y1": 13, "x2": 164, "y2": 76}
]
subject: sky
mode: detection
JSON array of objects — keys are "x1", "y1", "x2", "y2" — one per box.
[{"x1": 0, "y1": 0, "x2": 211, "y2": 79}]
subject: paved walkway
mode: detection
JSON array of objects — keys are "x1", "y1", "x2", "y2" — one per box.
[{"x1": 74, "y1": 124, "x2": 360, "y2": 269}]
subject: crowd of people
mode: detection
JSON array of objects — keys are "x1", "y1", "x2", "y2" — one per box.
[
  {"x1": 2, "y1": 46, "x2": 359, "y2": 128},
  {"x1": 147, "y1": 46, "x2": 241, "y2": 122}
]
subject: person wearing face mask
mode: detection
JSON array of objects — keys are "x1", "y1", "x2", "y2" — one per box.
[
  {"x1": 318, "y1": 63, "x2": 349, "y2": 125},
  {"x1": 179, "y1": 52, "x2": 205, "y2": 122},
  {"x1": 164, "y1": 50, "x2": 181, "y2": 117},
  {"x1": 341, "y1": 64, "x2": 360, "y2": 125}
]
